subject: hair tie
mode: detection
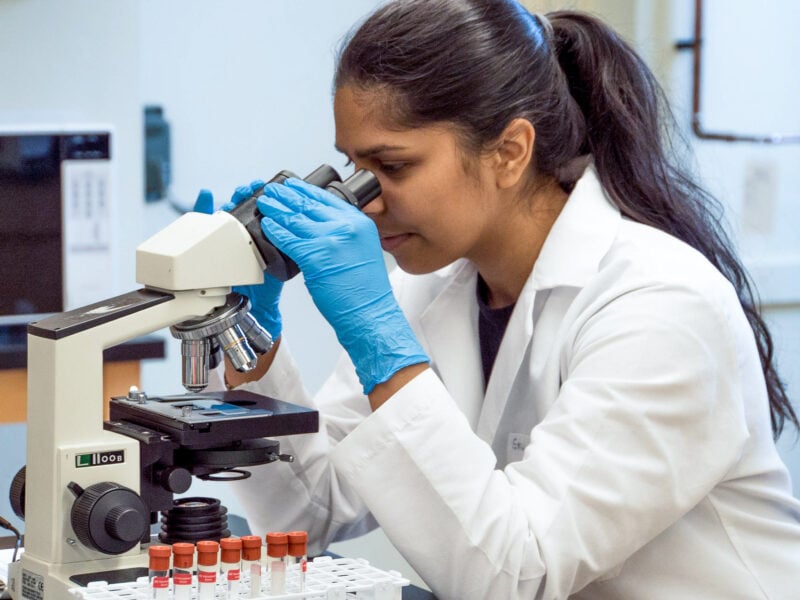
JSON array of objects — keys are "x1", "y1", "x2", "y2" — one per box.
[
  {"x1": 535, "y1": 13, "x2": 554, "y2": 44},
  {"x1": 505, "y1": 0, "x2": 548, "y2": 49}
]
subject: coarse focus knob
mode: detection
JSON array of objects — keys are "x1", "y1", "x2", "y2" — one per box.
[{"x1": 69, "y1": 481, "x2": 149, "y2": 554}]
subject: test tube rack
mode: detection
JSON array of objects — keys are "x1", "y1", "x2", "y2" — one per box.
[{"x1": 68, "y1": 556, "x2": 410, "y2": 600}]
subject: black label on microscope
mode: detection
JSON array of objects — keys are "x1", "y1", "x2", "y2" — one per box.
[{"x1": 75, "y1": 450, "x2": 125, "y2": 468}]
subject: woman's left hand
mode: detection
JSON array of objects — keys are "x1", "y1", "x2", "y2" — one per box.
[{"x1": 256, "y1": 177, "x2": 428, "y2": 394}]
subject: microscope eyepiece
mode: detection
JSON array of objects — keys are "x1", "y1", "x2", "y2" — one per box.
[{"x1": 326, "y1": 168, "x2": 382, "y2": 209}]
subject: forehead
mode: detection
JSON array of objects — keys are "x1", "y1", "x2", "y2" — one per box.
[
  {"x1": 334, "y1": 85, "x2": 460, "y2": 155},
  {"x1": 334, "y1": 86, "x2": 399, "y2": 141}
]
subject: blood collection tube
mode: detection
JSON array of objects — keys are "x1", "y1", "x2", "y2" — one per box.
[
  {"x1": 287, "y1": 531, "x2": 308, "y2": 592},
  {"x1": 221, "y1": 537, "x2": 242, "y2": 598},
  {"x1": 171, "y1": 542, "x2": 195, "y2": 600},
  {"x1": 241, "y1": 535, "x2": 263, "y2": 598},
  {"x1": 266, "y1": 532, "x2": 288, "y2": 595},
  {"x1": 148, "y1": 545, "x2": 171, "y2": 600},
  {"x1": 196, "y1": 540, "x2": 220, "y2": 600}
]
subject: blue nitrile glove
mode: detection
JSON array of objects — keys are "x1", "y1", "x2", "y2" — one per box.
[
  {"x1": 256, "y1": 177, "x2": 429, "y2": 394},
  {"x1": 194, "y1": 183, "x2": 283, "y2": 340}
]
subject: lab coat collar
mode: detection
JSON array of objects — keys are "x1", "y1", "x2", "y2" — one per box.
[{"x1": 531, "y1": 163, "x2": 621, "y2": 291}]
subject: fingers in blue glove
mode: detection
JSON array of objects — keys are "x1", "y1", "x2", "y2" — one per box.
[
  {"x1": 263, "y1": 177, "x2": 357, "y2": 218},
  {"x1": 257, "y1": 180, "x2": 377, "y2": 242},
  {"x1": 220, "y1": 179, "x2": 267, "y2": 212},
  {"x1": 193, "y1": 189, "x2": 215, "y2": 214}
]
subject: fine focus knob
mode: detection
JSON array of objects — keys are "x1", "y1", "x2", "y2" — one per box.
[
  {"x1": 9, "y1": 466, "x2": 26, "y2": 520},
  {"x1": 105, "y1": 505, "x2": 147, "y2": 543},
  {"x1": 70, "y1": 481, "x2": 149, "y2": 554}
]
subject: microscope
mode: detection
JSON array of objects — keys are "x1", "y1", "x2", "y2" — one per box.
[{"x1": 5, "y1": 165, "x2": 380, "y2": 599}]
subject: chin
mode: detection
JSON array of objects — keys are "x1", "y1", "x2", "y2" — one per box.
[{"x1": 393, "y1": 254, "x2": 455, "y2": 276}]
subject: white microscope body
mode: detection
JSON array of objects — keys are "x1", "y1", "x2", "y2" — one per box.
[{"x1": 7, "y1": 210, "x2": 266, "y2": 600}]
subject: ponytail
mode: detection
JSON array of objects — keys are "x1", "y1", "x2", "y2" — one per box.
[{"x1": 548, "y1": 11, "x2": 797, "y2": 437}]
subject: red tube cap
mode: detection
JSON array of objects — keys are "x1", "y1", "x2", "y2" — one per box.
[
  {"x1": 266, "y1": 532, "x2": 288, "y2": 558},
  {"x1": 220, "y1": 537, "x2": 242, "y2": 564},
  {"x1": 172, "y1": 542, "x2": 195, "y2": 569},
  {"x1": 287, "y1": 531, "x2": 308, "y2": 557},
  {"x1": 196, "y1": 540, "x2": 220, "y2": 566},
  {"x1": 148, "y1": 545, "x2": 171, "y2": 571},
  {"x1": 240, "y1": 535, "x2": 262, "y2": 561}
]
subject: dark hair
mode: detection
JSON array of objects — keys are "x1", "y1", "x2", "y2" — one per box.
[{"x1": 335, "y1": 0, "x2": 797, "y2": 437}]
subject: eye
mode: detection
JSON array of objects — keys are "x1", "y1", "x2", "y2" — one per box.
[{"x1": 379, "y1": 162, "x2": 408, "y2": 175}]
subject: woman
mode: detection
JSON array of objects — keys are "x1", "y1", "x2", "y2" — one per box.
[{"x1": 216, "y1": 0, "x2": 800, "y2": 597}]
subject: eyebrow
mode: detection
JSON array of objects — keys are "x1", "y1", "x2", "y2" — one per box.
[{"x1": 335, "y1": 144, "x2": 408, "y2": 158}]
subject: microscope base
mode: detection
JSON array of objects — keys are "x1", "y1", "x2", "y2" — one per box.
[{"x1": 7, "y1": 550, "x2": 149, "y2": 600}]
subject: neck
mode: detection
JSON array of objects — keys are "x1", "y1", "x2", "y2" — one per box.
[{"x1": 474, "y1": 178, "x2": 567, "y2": 308}]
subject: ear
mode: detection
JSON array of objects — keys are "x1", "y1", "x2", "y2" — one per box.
[{"x1": 491, "y1": 118, "x2": 535, "y2": 189}]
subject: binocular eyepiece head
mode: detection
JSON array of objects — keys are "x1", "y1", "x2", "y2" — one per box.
[{"x1": 229, "y1": 164, "x2": 381, "y2": 281}]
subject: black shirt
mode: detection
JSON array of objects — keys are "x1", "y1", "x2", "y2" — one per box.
[{"x1": 477, "y1": 276, "x2": 515, "y2": 388}]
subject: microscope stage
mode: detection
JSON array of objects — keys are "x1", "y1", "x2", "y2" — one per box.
[{"x1": 107, "y1": 390, "x2": 318, "y2": 448}]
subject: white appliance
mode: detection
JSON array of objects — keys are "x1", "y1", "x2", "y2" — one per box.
[{"x1": 0, "y1": 125, "x2": 115, "y2": 325}]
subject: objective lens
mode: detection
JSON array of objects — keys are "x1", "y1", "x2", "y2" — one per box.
[
  {"x1": 215, "y1": 324, "x2": 258, "y2": 372},
  {"x1": 240, "y1": 312, "x2": 273, "y2": 354},
  {"x1": 181, "y1": 338, "x2": 210, "y2": 392}
]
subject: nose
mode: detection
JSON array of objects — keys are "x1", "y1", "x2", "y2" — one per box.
[{"x1": 361, "y1": 191, "x2": 385, "y2": 215}]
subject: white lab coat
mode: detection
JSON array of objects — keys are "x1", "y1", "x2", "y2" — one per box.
[{"x1": 229, "y1": 165, "x2": 800, "y2": 599}]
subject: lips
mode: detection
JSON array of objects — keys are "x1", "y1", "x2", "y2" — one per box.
[{"x1": 380, "y1": 233, "x2": 412, "y2": 252}]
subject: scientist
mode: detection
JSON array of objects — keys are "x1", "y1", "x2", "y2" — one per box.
[{"x1": 204, "y1": 0, "x2": 800, "y2": 597}]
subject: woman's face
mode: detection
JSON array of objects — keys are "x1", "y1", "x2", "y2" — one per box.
[{"x1": 333, "y1": 85, "x2": 507, "y2": 275}]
